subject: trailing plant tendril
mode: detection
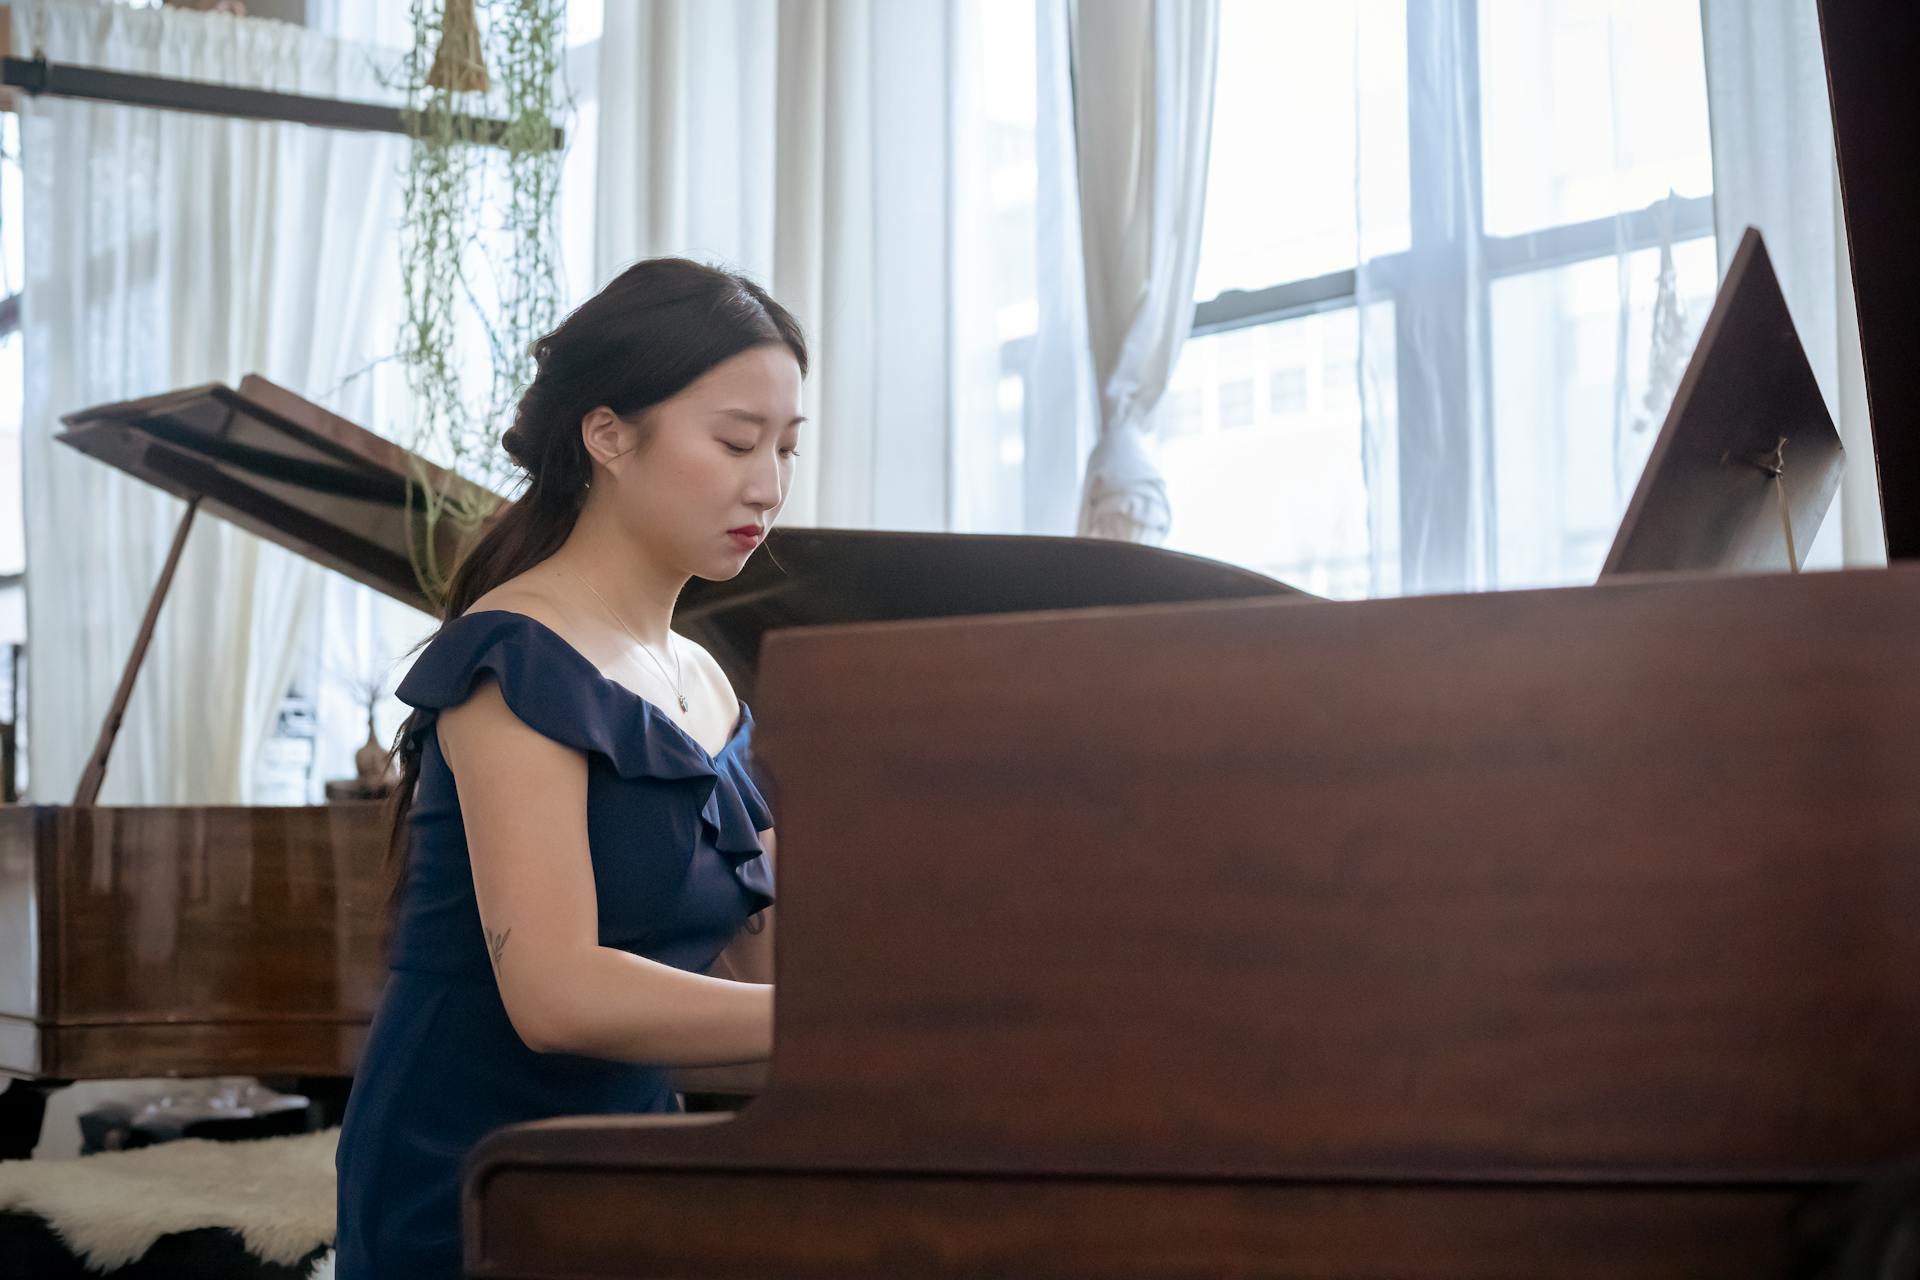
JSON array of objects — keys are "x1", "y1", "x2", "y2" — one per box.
[{"x1": 399, "y1": 0, "x2": 568, "y2": 608}]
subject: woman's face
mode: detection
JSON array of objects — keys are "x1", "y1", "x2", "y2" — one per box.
[{"x1": 592, "y1": 343, "x2": 805, "y2": 581}]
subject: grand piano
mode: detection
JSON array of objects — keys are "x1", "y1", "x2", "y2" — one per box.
[
  {"x1": 2, "y1": 6, "x2": 1914, "y2": 1275},
  {"x1": 457, "y1": 6, "x2": 1920, "y2": 1280},
  {"x1": 0, "y1": 375, "x2": 1290, "y2": 1155},
  {"x1": 0, "y1": 376, "x2": 482, "y2": 1151}
]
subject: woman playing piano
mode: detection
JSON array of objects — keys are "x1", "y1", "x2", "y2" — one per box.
[{"x1": 333, "y1": 258, "x2": 801, "y2": 1280}]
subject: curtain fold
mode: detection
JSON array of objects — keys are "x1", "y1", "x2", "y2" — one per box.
[
  {"x1": 1071, "y1": 0, "x2": 1220, "y2": 544},
  {"x1": 1700, "y1": 0, "x2": 1885, "y2": 568},
  {"x1": 1356, "y1": 0, "x2": 1492, "y2": 595},
  {"x1": 594, "y1": 0, "x2": 1117, "y2": 542},
  {"x1": 594, "y1": 0, "x2": 951, "y2": 532},
  {"x1": 16, "y1": 0, "x2": 406, "y2": 803},
  {"x1": 947, "y1": 0, "x2": 1098, "y2": 537},
  {"x1": 594, "y1": 0, "x2": 779, "y2": 284}
]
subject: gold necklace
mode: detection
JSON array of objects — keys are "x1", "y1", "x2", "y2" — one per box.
[{"x1": 564, "y1": 566, "x2": 689, "y2": 714}]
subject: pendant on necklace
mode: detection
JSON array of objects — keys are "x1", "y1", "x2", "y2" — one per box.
[{"x1": 677, "y1": 694, "x2": 690, "y2": 713}]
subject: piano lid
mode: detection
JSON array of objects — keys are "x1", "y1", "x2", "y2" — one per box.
[
  {"x1": 57, "y1": 375, "x2": 500, "y2": 614},
  {"x1": 676, "y1": 527, "x2": 1305, "y2": 699},
  {"x1": 57, "y1": 374, "x2": 1302, "y2": 673}
]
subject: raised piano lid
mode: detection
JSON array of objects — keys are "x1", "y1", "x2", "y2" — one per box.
[
  {"x1": 59, "y1": 374, "x2": 1301, "y2": 651},
  {"x1": 52, "y1": 376, "x2": 1303, "y2": 794},
  {"x1": 55, "y1": 374, "x2": 496, "y2": 614}
]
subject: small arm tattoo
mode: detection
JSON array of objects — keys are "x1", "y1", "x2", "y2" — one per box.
[
  {"x1": 486, "y1": 926, "x2": 511, "y2": 970},
  {"x1": 744, "y1": 912, "x2": 765, "y2": 935}
]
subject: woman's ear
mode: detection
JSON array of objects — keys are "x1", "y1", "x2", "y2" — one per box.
[{"x1": 580, "y1": 406, "x2": 642, "y2": 478}]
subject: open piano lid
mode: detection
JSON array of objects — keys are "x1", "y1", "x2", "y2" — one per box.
[{"x1": 56, "y1": 374, "x2": 494, "y2": 614}]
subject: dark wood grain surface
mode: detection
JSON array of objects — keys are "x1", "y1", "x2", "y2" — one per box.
[
  {"x1": 0, "y1": 802, "x2": 388, "y2": 1079},
  {"x1": 473, "y1": 1169, "x2": 1829, "y2": 1280},
  {"x1": 468, "y1": 565, "x2": 1920, "y2": 1276}
]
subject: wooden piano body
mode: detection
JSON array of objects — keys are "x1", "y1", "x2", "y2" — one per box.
[
  {"x1": 466, "y1": 4, "x2": 1920, "y2": 1274},
  {"x1": 0, "y1": 375, "x2": 469, "y2": 1147},
  {"x1": 0, "y1": 803, "x2": 389, "y2": 1084},
  {"x1": 0, "y1": 2, "x2": 1911, "y2": 1265},
  {"x1": 466, "y1": 565, "x2": 1920, "y2": 1278}
]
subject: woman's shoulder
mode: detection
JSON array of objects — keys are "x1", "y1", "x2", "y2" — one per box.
[
  {"x1": 400, "y1": 572, "x2": 747, "y2": 769},
  {"x1": 397, "y1": 607, "x2": 589, "y2": 713},
  {"x1": 478, "y1": 569, "x2": 739, "y2": 708},
  {"x1": 469, "y1": 580, "x2": 739, "y2": 720},
  {"x1": 397, "y1": 562, "x2": 579, "y2": 693},
  {"x1": 440, "y1": 575, "x2": 620, "y2": 679},
  {"x1": 462, "y1": 571, "x2": 578, "y2": 640}
]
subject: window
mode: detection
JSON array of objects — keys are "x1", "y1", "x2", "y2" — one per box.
[
  {"x1": 1163, "y1": 0, "x2": 1717, "y2": 596},
  {"x1": 1166, "y1": 388, "x2": 1204, "y2": 438},
  {"x1": 1269, "y1": 369, "x2": 1307, "y2": 416},
  {"x1": 1161, "y1": 305, "x2": 1397, "y2": 600},
  {"x1": 1218, "y1": 378, "x2": 1255, "y2": 429},
  {"x1": 1, "y1": 112, "x2": 24, "y2": 797}
]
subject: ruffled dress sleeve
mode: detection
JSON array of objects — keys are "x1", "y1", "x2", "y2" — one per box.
[{"x1": 395, "y1": 611, "x2": 774, "y2": 916}]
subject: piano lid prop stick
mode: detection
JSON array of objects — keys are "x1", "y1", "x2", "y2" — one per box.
[{"x1": 71, "y1": 494, "x2": 201, "y2": 807}]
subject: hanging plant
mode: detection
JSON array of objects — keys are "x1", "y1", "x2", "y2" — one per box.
[{"x1": 398, "y1": 0, "x2": 568, "y2": 607}]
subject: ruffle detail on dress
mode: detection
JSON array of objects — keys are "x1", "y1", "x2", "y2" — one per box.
[{"x1": 397, "y1": 610, "x2": 774, "y2": 911}]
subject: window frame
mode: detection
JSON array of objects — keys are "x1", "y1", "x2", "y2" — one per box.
[
  {"x1": 1182, "y1": 0, "x2": 1717, "y2": 590},
  {"x1": 1190, "y1": 194, "x2": 1716, "y2": 338}
]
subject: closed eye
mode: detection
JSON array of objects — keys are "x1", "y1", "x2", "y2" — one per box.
[{"x1": 722, "y1": 439, "x2": 800, "y2": 459}]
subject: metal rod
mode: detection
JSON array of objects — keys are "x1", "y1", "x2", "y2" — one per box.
[{"x1": 1, "y1": 56, "x2": 563, "y2": 151}]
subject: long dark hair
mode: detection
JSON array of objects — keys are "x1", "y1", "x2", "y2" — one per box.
[{"x1": 382, "y1": 258, "x2": 807, "y2": 905}]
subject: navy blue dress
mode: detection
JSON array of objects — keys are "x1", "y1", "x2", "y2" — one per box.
[{"x1": 333, "y1": 610, "x2": 775, "y2": 1280}]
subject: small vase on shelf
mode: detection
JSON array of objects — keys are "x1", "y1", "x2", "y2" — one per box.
[{"x1": 325, "y1": 709, "x2": 398, "y2": 802}]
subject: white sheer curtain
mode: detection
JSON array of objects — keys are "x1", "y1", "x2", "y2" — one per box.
[
  {"x1": 1353, "y1": 0, "x2": 1485, "y2": 595},
  {"x1": 15, "y1": 0, "x2": 407, "y2": 804},
  {"x1": 594, "y1": 0, "x2": 953, "y2": 532},
  {"x1": 950, "y1": 0, "x2": 1096, "y2": 538},
  {"x1": 1701, "y1": 0, "x2": 1884, "y2": 569},
  {"x1": 1157, "y1": 1, "x2": 1722, "y2": 597},
  {"x1": 592, "y1": 0, "x2": 777, "y2": 283},
  {"x1": 1341, "y1": 0, "x2": 1722, "y2": 596},
  {"x1": 1071, "y1": 0, "x2": 1219, "y2": 544}
]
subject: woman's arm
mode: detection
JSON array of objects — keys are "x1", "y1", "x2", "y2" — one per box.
[{"x1": 438, "y1": 677, "x2": 774, "y2": 1066}]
